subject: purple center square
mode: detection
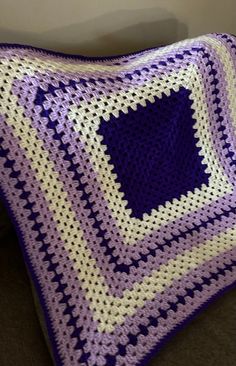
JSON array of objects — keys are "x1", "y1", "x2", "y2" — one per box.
[{"x1": 97, "y1": 87, "x2": 210, "y2": 219}]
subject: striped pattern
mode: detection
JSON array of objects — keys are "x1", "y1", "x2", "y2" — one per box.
[{"x1": 0, "y1": 33, "x2": 236, "y2": 366}]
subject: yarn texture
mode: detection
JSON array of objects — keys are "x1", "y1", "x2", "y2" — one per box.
[{"x1": 0, "y1": 33, "x2": 236, "y2": 366}]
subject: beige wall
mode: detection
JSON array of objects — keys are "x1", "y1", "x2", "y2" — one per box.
[{"x1": 0, "y1": 0, "x2": 236, "y2": 55}]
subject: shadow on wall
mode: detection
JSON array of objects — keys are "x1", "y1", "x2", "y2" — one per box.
[{"x1": 0, "y1": 7, "x2": 188, "y2": 55}]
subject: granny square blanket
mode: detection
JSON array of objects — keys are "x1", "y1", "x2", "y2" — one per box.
[{"x1": 0, "y1": 33, "x2": 236, "y2": 366}]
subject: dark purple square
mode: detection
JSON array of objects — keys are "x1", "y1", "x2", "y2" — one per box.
[{"x1": 97, "y1": 87, "x2": 209, "y2": 219}]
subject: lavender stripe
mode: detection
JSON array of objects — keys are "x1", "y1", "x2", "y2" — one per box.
[
  {"x1": 80, "y1": 247, "x2": 236, "y2": 364},
  {"x1": 195, "y1": 37, "x2": 236, "y2": 184},
  {"x1": 10, "y1": 71, "x2": 236, "y2": 295}
]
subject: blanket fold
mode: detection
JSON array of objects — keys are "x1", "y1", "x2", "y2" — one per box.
[{"x1": 0, "y1": 33, "x2": 236, "y2": 366}]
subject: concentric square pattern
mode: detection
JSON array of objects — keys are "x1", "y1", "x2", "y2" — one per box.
[{"x1": 0, "y1": 33, "x2": 236, "y2": 366}]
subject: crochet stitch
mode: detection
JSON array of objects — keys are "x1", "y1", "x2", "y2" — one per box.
[{"x1": 0, "y1": 33, "x2": 236, "y2": 366}]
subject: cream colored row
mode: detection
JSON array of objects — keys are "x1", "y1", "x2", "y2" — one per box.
[
  {"x1": 69, "y1": 61, "x2": 232, "y2": 244},
  {"x1": 0, "y1": 34, "x2": 217, "y2": 74}
]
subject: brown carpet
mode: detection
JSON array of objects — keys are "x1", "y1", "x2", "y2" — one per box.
[{"x1": 0, "y1": 230, "x2": 235, "y2": 366}]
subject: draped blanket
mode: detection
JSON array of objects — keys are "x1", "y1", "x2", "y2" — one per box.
[{"x1": 0, "y1": 33, "x2": 236, "y2": 366}]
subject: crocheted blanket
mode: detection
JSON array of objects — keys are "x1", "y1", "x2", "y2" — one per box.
[{"x1": 0, "y1": 33, "x2": 236, "y2": 366}]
